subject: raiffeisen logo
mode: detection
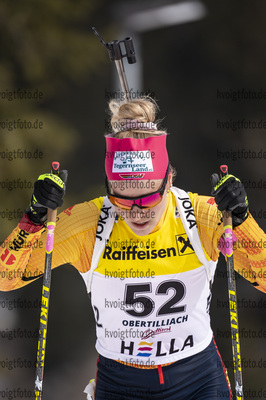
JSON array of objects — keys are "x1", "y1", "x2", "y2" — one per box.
[{"x1": 102, "y1": 245, "x2": 177, "y2": 261}]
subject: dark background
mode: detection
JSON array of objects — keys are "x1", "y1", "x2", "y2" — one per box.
[{"x1": 0, "y1": 0, "x2": 265, "y2": 398}]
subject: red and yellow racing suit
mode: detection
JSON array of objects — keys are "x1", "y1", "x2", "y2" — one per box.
[{"x1": 0, "y1": 192, "x2": 265, "y2": 294}]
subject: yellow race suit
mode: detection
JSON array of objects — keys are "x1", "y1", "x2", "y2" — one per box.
[
  {"x1": 1, "y1": 189, "x2": 265, "y2": 366},
  {"x1": 0, "y1": 191, "x2": 265, "y2": 293}
]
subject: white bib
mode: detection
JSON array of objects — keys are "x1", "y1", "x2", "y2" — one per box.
[{"x1": 80, "y1": 188, "x2": 217, "y2": 365}]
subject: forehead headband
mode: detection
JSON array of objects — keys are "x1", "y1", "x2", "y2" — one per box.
[{"x1": 105, "y1": 134, "x2": 169, "y2": 181}]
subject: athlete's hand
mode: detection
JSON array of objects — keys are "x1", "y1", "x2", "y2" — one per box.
[
  {"x1": 210, "y1": 173, "x2": 249, "y2": 227},
  {"x1": 26, "y1": 170, "x2": 68, "y2": 224}
]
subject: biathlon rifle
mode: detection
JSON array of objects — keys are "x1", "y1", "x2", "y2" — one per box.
[{"x1": 92, "y1": 27, "x2": 136, "y2": 101}]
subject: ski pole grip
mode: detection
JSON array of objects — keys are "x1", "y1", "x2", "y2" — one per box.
[
  {"x1": 222, "y1": 210, "x2": 232, "y2": 227},
  {"x1": 219, "y1": 164, "x2": 232, "y2": 226},
  {"x1": 47, "y1": 208, "x2": 57, "y2": 224},
  {"x1": 51, "y1": 161, "x2": 60, "y2": 174},
  {"x1": 47, "y1": 161, "x2": 60, "y2": 223},
  {"x1": 219, "y1": 165, "x2": 233, "y2": 258}
]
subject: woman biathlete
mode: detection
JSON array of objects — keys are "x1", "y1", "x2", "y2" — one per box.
[{"x1": 0, "y1": 97, "x2": 265, "y2": 399}]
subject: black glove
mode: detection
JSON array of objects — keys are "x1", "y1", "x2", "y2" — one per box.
[
  {"x1": 210, "y1": 173, "x2": 248, "y2": 227},
  {"x1": 26, "y1": 170, "x2": 68, "y2": 224}
]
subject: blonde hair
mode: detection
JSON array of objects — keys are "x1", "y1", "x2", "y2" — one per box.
[
  {"x1": 106, "y1": 96, "x2": 176, "y2": 181},
  {"x1": 107, "y1": 97, "x2": 166, "y2": 138}
]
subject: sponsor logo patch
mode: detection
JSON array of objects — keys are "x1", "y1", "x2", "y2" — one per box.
[
  {"x1": 176, "y1": 234, "x2": 195, "y2": 256},
  {"x1": 112, "y1": 150, "x2": 154, "y2": 174},
  {"x1": 119, "y1": 173, "x2": 145, "y2": 179}
]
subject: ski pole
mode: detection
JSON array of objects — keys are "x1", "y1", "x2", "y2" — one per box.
[
  {"x1": 34, "y1": 161, "x2": 60, "y2": 400},
  {"x1": 220, "y1": 164, "x2": 244, "y2": 400},
  {"x1": 92, "y1": 27, "x2": 136, "y2": 101}
]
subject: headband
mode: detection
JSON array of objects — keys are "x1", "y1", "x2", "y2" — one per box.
[{"x1": 105, "y1": 134, "x2": 169, "y2": 180}]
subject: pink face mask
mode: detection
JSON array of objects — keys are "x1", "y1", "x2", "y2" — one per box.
[{"x1": 105, "y1": 134, "x2": 169, "y2": 180}]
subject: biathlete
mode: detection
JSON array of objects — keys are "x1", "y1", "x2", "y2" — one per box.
[{"x1": 0, "y1": 97, "x2": 265, "y2": 400}]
